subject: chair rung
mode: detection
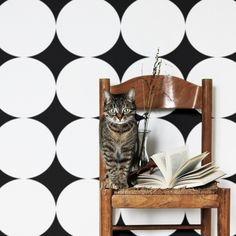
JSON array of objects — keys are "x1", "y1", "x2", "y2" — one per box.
[{"x1": 112, "y1": 224, "x2": 201, "y2": 231}]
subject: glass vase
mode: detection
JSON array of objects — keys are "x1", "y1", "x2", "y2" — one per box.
[{"x1": 138, "y1": 130, "x2": 151, "y2": 168}]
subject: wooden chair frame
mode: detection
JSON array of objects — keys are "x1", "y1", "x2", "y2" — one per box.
[{"x1": 99, "y1": 75, "x2": 230, "y2": 236}]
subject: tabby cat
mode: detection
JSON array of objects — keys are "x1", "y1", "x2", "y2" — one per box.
[{"x1": 100, "y1": 89, "x2": 138, "y2": 189}]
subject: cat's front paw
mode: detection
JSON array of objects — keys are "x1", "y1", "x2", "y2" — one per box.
[
  {"x1": 110, "y1": 183, "x2": 119, "y2": 190},
  {"x1": 104, "y1": 179, "x2": 119, "y2": 190}
]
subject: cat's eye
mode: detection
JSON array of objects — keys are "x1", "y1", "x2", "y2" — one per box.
[
  {"x1": 110, "y1": 108, "x2": 116, "y2": 115},
  {"x1": 123, "y1": 108, "x2": 130, "y2": 114}
]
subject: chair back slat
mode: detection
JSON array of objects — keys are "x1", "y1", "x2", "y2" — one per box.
[{"x1": 110, "y1": 75, "x2": 202, "y2": 109}]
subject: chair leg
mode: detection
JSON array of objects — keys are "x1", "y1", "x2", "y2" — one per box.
[
  {"x1": 100, "y1": 188, "x2": 113, "y2": 236},
  {"x1": 201, "y1": 208, "x2": 211, "y2": 236},
  {"x1": 218, "y1": 188, "x2": 230, "y2": 236}
]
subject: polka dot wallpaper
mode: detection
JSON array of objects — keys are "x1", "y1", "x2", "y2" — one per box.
[{"x1": 0, "y1": 0, "x2": 235, "y2": 235}]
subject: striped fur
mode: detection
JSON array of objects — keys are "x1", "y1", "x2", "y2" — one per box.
[{"x1": 100, "y1": 89, "x2": 138, "y2": 189}]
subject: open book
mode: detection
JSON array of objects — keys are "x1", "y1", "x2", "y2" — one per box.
[{"x1": 134, "y1": 146, "x2": 225, "y2": 189}]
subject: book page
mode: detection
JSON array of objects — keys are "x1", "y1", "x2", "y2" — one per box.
[
  {"x1": 135, "y1": 169, "x2": 167, "y2": 188},
  {"x1": 165, "y1": 146, "x2": 188, "y2": 182},
  {"x1": 178, "y1": 168, "x2": 216, "y2": 181},
  {"x1": 177, "y1": 163, "x2": 216, "y2": 181},
  {"x1": 174, "y1": 170, "x2": 225, "y2": 189},
  {"x1": 173, "y1": 151, "x2": 209, "y2": 180},
  {"x1": 151, "y1": 146, "x2": 188, "y2": 185},
  {"x1": 178, "y1": 162, "x2": 213, "y2": 178},
  {"x1": 151, "y1": 153, "x2": 168, "y2": 180},
  {"x1": 137, "y1": 169, "x2": 165, "y2": 182},
  {"x1": 134, "y1": 181, "x2": 167, "y2": 189}
]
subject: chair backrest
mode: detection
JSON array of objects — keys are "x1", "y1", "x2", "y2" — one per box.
[{"x1": 99, "y1": 75, "x2": 212, "y2": 185}]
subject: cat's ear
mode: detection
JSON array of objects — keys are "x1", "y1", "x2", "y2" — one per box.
[
  {"x1": 127, "y1": 88, "x2": 135, "y2": 101},
  {"x1": 104, "y1": 90, "x2": 111, "y2": 103}
]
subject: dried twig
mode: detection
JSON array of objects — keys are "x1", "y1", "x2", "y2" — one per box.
[{"x1": 138, "y1": 49, "x2": 162, "y2": 163}]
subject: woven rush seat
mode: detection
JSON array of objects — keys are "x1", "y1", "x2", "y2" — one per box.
[{"x1": 114, "y1": 182, "x2": 218, "y2": 195}]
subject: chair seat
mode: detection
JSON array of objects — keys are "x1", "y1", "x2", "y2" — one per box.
[
  {"x1": 111, "y1": 182, "x2": 221, "y2": 209},
  {"x1": 114, "y1": 182, "x2": 218, "y2": 195}
]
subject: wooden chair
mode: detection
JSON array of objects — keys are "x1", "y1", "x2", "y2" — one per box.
[{"x1": 99, "y1": 75, "x2": 230, "y2": 236}]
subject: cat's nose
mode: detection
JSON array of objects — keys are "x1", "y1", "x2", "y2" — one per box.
[{"x1": 117, "y1": 114, "x2": 123, "y2": 120}]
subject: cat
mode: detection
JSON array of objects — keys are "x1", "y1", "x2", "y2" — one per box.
[{"x1": 100, "y1": 89, "x2": 138, "y2": 189}]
